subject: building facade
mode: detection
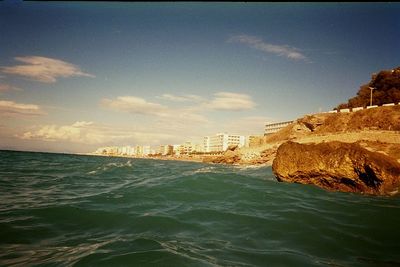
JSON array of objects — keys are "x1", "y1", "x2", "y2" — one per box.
[
  {"x1": 159, "y1": 145, "x2": 173, "y2": 155},
  {"x1": 94, "y1": 145, "x2": 151, "y2": 157},
  {"x1": 179, "y1": 141, "x2": 193, "y2": 155},
  {"x1": 245, "y1": 135, "x2": 264, "y2": 147},
  {"x1": 203, "y1": 133, "x2": 245, "y2": 152},
  {"x1": 264, "y1": 121, "x2": 294, "y2": 135},
  {"x1": 173, "y1": 144, "x2": 181, "y2": 155}
]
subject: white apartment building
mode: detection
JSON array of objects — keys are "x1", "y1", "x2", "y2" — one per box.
[
  {"x1": 95, "y1": 147, "x2": 106, "y2": 154},
  {"x1": 121, "y1": 146, "x2": 135, "y2": 156},
  {"x1": 159, "y1": 145, "x2": 173, "y2": 155},
  {"x1": 203, "y1": 136, "x2": 210, "y2": 152},
  {"x1": 203, "y1": 133, "x2": 245, "y2": 152},
  {"x1": 134, "y1": 145, "x2": 151, "y2": 157},
  {"x1": 135, "y1": 145, "x2": 143, "y2": 156},
  {"x1": 95, "y1": 146, "x2": 118, "y2": 155},
  {"x1": 264, "y1": 120, "x2": 294, "y2": 135},
  {"x1": 179, "y1": 141, "x2": 193, "y2": 155},
  {"x1": 173, "y1": 144, "x2": 181, "y2": 156},
  {"x1": 95, "y1": 145, "x2": 151, "y2": 156},
  {"x1": 142, "y1": 145, "x2": 151, "y2": 156},
  {"x1": 193, "y1": 143, "x2": 204, "y2": 153}
]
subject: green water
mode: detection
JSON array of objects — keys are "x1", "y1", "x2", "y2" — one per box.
[{"x1": 0, "y1": 150, "x2": 399, "y2": 266}]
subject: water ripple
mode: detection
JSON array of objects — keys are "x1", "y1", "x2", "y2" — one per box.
[{"x1": 1, "y1": 151, "x2": 400, "y2": 266}]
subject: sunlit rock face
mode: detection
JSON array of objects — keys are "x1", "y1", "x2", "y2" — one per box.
[{"x1": 272, "y1": 141, "x2": 400, "y2": 196}]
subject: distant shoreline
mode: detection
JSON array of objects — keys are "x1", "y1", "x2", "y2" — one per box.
[{"x1": 85, "y1": 152, "x2": 216, "y2": 164}]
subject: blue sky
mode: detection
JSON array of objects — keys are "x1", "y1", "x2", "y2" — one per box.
[{"x1": 0, "y1": 2, "x2": 399, "y2": 153}]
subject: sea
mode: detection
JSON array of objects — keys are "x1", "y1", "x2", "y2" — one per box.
[{"x1": 0, "y1": 150, "x2": 399, "y2": 267}]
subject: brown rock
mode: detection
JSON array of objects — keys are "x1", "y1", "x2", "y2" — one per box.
[
  {"x1": 272, "y1": 141, "x2": 400, "y2": 196},
  {"x1": 202, "y1": 156, "x2": 218, "y2": 163},
  {"x1": 226, "y1": 145, "x2": 239, "y2": 151},
  {"x1": 202, "y1": 148, "x2": 241, "y2": 164},
  {"x1": 246, "y1": 148, "x2": 277, "y2": 165}
]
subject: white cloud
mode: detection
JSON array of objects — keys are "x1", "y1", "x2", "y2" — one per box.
[
  {"x1": 101, "y1": 96, "x2": 168, "y2": 116},
  {"x1": 157, "y1": 91, "x2": 256, "y2": 112},
  {"x1": 204, "y1": 92, "x2": 256, "y2": 111},
  {"x1": 229, "y1": 34, "x2": 308, "y2": 61},
  {"x1": 1, "y1": 56, "x2": 95, "y2": 83},
  {"x1": 158, "y1": 93, "x2": 204, "y2": 102},
  {"x1": 21, "y1": 121, "x2": 96, "y2": 143},
  {"x1": 101, "y1": 95, "x2": 208, "y2": 123},
  {"x1": 71, "y1": 121, "x2": 94, "y2": 128},
  {"x1": 98, "y1": 91, "x2": 258, "y2": 143},
  {"x1": 102, "y1": 91, "x2": 256, "y2": 130},
  {"x1": 12, "y1": 92, "x2": 264, "y2": 150},
  {"x1": 18, "y1": 121, "x2": 175, "y2": 145},
  {"x1": 0, "y1": 83, "x2": 22, "y2": 93},
  {"x1": 0, "y1": 100, "x2": 45, "y2": 117},
  {"x1": 21, "y1": 125, "x2": 82, "y2": 142}
]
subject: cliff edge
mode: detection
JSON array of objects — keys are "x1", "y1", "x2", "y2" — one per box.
[{"x1": 266, "y1": 105, "x2": 400, "y2": 143}]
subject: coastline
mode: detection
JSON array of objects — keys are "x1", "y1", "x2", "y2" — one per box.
[
  {"x1": 85, "y1": 150, "x2": 275, "y2": 166},
  {"x1": 86, "y1": 106, "x2": 400, "y2": 177},
  {"x1": 86, "y1": 131, "x2": 400, "y2": 169},
  {"x1": 85, "y1": 152, "x2": 209, "y2": 164}
]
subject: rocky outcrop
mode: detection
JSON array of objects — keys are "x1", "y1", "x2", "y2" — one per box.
[
  {"x1": 203, "y1": 146, "x2": 241, "y2": 164},
  {"x1": 297, "y1": 115, "x2": 325, "y2": 132},
  {"x1": 243, "y1": 148, "x2": 277, "y2": 165},
  {"x1": 272, "y1": 141, "x2": 400, "y2": 196},
  {"x1": 265, "y1": 105, "x2": 400, "y2": 144},
  {"x1": 202, "y1": 145, "x2": 278, "y2": 165}
]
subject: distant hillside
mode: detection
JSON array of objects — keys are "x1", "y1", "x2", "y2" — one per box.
[
  {"x1": 265, "y1": 105, "x2": 400, "y2": 143},
  {"x1": 336, "y1": 66, "x2": 400, "y2": 110},
  {"x1": 313, "y1": 105, "x2": 400, "y2": 133}
]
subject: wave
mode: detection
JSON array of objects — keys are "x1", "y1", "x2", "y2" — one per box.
[
  {"x1": 1, "y1": 151, "x2": 400, "y2": 267},
  {"x1": 182, "y1": 166, "x2": 220, "y2": 176},
  {"x1": 87, "y1": 160, "x2": 133, "y2": 174}
]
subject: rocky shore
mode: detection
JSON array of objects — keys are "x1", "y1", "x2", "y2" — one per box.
[
  {"x1": 202, "y1": 105, "x2": 400, "y2": 196},
  {"x1": 271, "y1": 107, "x2": 400, "y2": 195},
  {"x1": 202, "y1": 144, "x2": 278, "y2": 166},
  {"x1": 273, "y1": 141, "x2": 400, "y2": 196},
  {"x1": 90, "y1": 105, "x2": 400, "y2": 196}
]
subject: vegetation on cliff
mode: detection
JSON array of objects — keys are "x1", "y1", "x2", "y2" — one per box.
[{"x1": 336, "y1": 66, "x2": 400, "y2": 110}]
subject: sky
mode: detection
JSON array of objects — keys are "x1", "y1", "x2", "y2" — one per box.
[{"x1": 0, "y1": 2, "x2": 399, "y2": 153}]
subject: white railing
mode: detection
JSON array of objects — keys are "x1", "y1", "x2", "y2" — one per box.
[{"x1": 328, "y1": 102, "x2": 399, "y2": 114}]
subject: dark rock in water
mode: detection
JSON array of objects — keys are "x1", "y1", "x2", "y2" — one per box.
[{"x1": 272, "y1": 141, "x2": 400, "y2": 196}]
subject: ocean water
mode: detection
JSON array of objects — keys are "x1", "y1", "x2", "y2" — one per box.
[{"x1": 0, "y1": 150, "x2": 399, "y2": 267}]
